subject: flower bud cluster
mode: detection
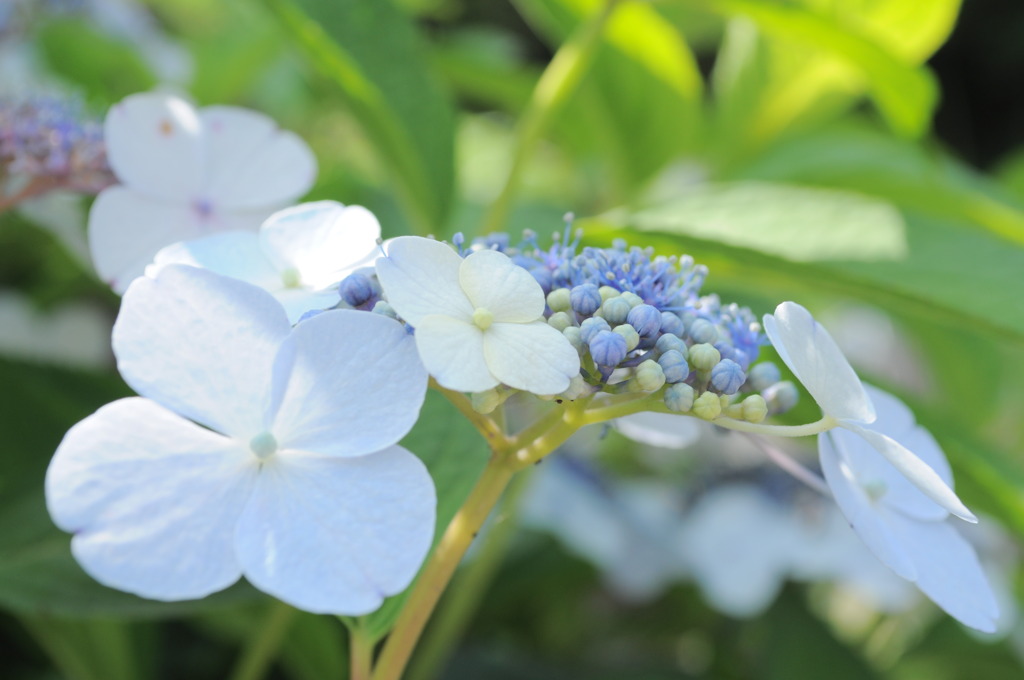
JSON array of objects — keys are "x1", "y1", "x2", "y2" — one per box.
[
  {"x1": 0, "y1": 97, "x2": 114, "y2": 193},
  {"x1": 466, "y1": 228, "x2": 795, "y2": 421}
]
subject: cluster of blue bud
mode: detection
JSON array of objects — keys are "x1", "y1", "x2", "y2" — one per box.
[
  {"x1": 469, "y1": 224, "x2": 798, "y2": 422},
  {"x1": 0, "y1": 97, "x2": 113, "y2": 195}
]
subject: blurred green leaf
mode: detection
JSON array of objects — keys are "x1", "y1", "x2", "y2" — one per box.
[
  {"x1": 36, "y1": 19, "x2": 156, "y2": 103},
  {"x1": 360, "y1": 389, "x2": 489, "y2": 640},
  {"x1": 586, "y1": 199, "x2": 1024, "y2": 345},
  {"x1": 731, "y1": 123, "x2": 1024, "y2": 246},
  {"x1": 18, "y1": 615, "x2": 145, "y2": 680},
  {"x1": 198, "y1": 604, "x2": 346, "y2": 680},
  {"x1": 615, "y1": 181, "x2": 908, "y2": 262},
  {"x1": 262, "y1": 0, "x2": 456, "y2": 235},
  {"x1": 707, "y1": 0, "x2": 955, "y2": 151},
  {"x1": 515, "y1": 0, "x2": 703, "y2": 193}
]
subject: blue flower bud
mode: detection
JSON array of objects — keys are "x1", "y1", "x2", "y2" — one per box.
[
  {"x1": 570, "y1": 283, "x2": 602, "y2": 315},
  {"x1": 659, "y1": 311, "x2": 685, "y2": 337},
  {"x1": 599, "y1": 296, "x2": 631, "y2": 325},
  {"x1": 589, "y1": 330, "x2": 628, "y2": 366},
  {"x1": 626, "y1": 304, "x2": 661, "y2": 338},
  {"x1": 689, "y1": 343, "x2": 721, "y2": 371},
  {"x1": 529, "y1": 267, "x2": 553, "y2": 292},
  {"x1": 547, "y1": 288, "x2": 572, "y2": 313},
  {"x1": 688, "y1": 318, "x2": 718, "y2": 344},
  {"x1": 664, "y1": 383, "x2": 695, "y2": 412},
  {"x1": 579, "y1": 317, "x2": 611, "y2": 344},
  {"x1": 764, "y1": 381, "x2": 799, "y2": 413},
  {"x1": 655, "y1": 334, "x2": 688, "y2": 357},
  {"x1": 710, "y1": 359, "x2": 745, "y2": 395},
  {"x1": 657, "y1": 350, "x2": 689, "y2": 383},
  {"x1": 339, "y1": 272, "x2": 375, "y2": 307},
  {"x1": 748, "y1": 362, "x2": 781, "y2": 391}
]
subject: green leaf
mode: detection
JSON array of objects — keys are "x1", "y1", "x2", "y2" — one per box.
[
  {"x1": 514, "y1": 0, "x2": 703, "y2": 192},
  {"x1": 707, "y1": 0, "x2": 955, "y2": 148},
  {"x1": 18, "y1": 615, "x2": 147, "y2": 680},
  {"x1": 262, "y1": 0, "x2": 456, "y2": 234},
  {"x1": 36, "y1": 18, "x2": 157, "y2": 103},
  {"x1": 360, "y1": 389, "x2": 489, "y2": 640},
  {"x1": 730, "y1": 122, "x2": 1024, "y2": 247},
  {"x1": 615, "y1": 181, "x2": 908, "y2": 262},
  {"x1": 585, "y1": 189, "x2": 1024, "y2": 345}
]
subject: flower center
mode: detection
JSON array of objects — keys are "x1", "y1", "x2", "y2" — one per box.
[
  {"x1": 472, "y1": 307, "x2": 493, "y2": 331},
  {"x1": 281, "y1": 268, "x2": 302, "y2": 289},
  {"x1": 249, "y1": 432, "x2": 278, "y2": 460},
  {"x1": 863, "y1": 479, "x2": 887, "y2": 502}
]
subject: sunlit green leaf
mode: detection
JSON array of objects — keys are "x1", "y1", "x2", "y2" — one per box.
[{"x1": 261, "y1": 0, "x2": 456, "y2": 234}]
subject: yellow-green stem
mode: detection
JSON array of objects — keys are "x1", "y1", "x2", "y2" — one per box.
[
  {"x1": 227, "y1": 601, "x2": 295, "y2": 680},
  {"x1": 371, "y1": 457, "x2": 518, "y2": 680},
  {"x1": 405, "y1": 469, "x2": 534, "y2": 680},
  {"x1": 350, "y1": 623, "x2": 374, "y2": 680},
  {"x1": 431, "y1": 380, "x2": 508, "y2": 448},
  {"x1": 480, "y1": 0, "x2": 621, "y2": 234}
]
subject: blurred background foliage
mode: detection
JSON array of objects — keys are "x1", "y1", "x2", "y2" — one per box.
[{"x1": 2, "y1": 0, "x2": 1024, "y2": 678}]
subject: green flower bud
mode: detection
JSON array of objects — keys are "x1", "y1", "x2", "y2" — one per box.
[
  {"x1": 692, "y1": 391, "x2": 722, "y2": 420},
  {"x1": 548, "y1": 311, "x2": 574, "y2": 332},
  {"x1": 472, "y1": 389, "x2": 502, "y2": 414},
  {"x1": 563, "y1": 326, "x2": 584, "y2": 354},
  {"x1": 632, "y1": 359, "x2": 666, "y2": 392},
  {"x1": 613, "y1": 323, "x2": 640, "y2": 352},
  {"x1": 655, "y1": 334, "x2": 688, "y2": 358},
  {"x1": 620, "y1": 291, "x2": 644, "y2": 308},
  {"x1": 600, "y1": 296, "x2": 631, "y2": 325},
  {"x1": 559, "y1": 374, "x2": 590, "y2": 401},
  {"x1": 664, "y1": 383, "x2": 695, "y2": 412},
  {"x1": 741, "y1": 394, "x2": 768, "y2": 423},
  {"x1": 689, "y1": 343, "x2": 721, "y2": 371},
  {"x1": 546, "y1": 288, "x2": 572, "y2": 313},
  {"x1": 598, "y1": 285, "x2": 619, "y2": 302}
]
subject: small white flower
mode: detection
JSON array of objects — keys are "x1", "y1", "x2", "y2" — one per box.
[
  {"x1": 763, "y1": 301, "x2": 976, "y2": 522},
  {"x1": 46, "y1": 265, "x2": 434, "y2": 615},
  {"x1": 820, "y1": 386, "x2": 999, "y2": 632},
  {"x1": 89, "y1": 92, "x2": 317, "y2": 292},
  {"x1": 375, "y1": 236, "x2": 580, "y2": 394},
  {"x1": 150, "y1": 201, "x2": 381, "y2": 322}
]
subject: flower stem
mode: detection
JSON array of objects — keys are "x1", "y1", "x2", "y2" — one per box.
[
  {"x1": 404, "y1": 469, "x2": 533, "y2": 680},
  {"x1": 227, "y1": 601, "x2": 295, "y2": 680},
  {"x1": 350, "y1": 623, "x2": 374, "y2": 680},
  {"x1": 431, "y1": 379, "x2": 508, "y2": 448},
  {"x1": 371, "y1": 457, "x2": 518, "y2": 680},
  {"x1": 480, "y1": 0, "x2": 621, "y2": 234}
]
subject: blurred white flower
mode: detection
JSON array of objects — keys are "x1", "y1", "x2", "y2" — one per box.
[
  {"x1": 820, "y1": 386, "x2": 999, "y2": 632},
  {"x1": 46, "y1": 265, "x2": 434, "y2": 615},
  {"x1": 764, "y1": 301, "x2": 974, "y2": 522},
  {"x1": 151, "y1": 201, "x2": 380, "y2": 323},
  {"x1": 89, "y1": 92, "x2": 316, "y2": 292},
  {"x1": 376, "y1": 236, "x2": 580, "y2": 394}
]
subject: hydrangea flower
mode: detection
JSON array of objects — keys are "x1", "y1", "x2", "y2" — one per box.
[
  {"x1": 820, "y1": 386, "x2": 999, "y2": 632},
  {"x1": 46, "y1": 265, "x2": 434, "y2": 615},
  {"x1": 89, "y1": 92, "x2": 317, "y2": 292},
  {"x1": 375, "y1": 236, "x2": 580, "y2": 394},
  {"x1": 150, "y1": 201, "x2": 380, "y2": 322},
  {"x1": 763, "y1": 301, "x2": 975, "y2": 522}
]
